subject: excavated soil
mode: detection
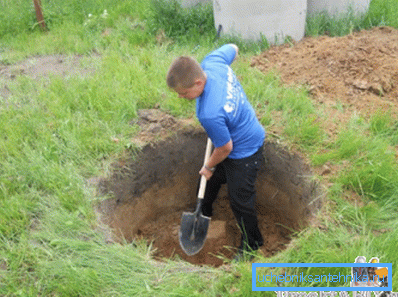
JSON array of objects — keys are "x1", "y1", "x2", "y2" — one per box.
[
  {"x1": 96, "y1": 110, "x2": 322, "y2": 267},
  {"x1": 251, "y1": 26, "x2": 398, "y2": 136}
]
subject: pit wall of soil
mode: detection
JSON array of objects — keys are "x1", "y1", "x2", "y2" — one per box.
[{"x1": 96, "y1": 129, "x2": 322, "y2": 266}]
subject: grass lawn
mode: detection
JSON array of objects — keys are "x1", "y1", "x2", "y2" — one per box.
[{"x1": 1, "y1": 0, "x2": 398, "y2": 296}]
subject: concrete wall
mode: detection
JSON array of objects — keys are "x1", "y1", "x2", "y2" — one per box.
[
  {"x1": 213, "y1": 0, "x2": 307, "y2": 44},
  {"x1": 307, "y1": 0, "x2": 371, "y2": 16}
]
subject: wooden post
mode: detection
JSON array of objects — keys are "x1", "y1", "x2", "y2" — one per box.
[{"x1": 33, "y1": 0, "x2": 47, "y2": 30}]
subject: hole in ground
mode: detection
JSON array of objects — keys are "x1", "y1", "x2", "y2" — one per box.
[{"x1": 96, "y1": 128, "x2": 323, "y2": 267}]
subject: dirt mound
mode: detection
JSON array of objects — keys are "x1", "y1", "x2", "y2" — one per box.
[
  {"x1": 251, "y1": 26, "x2": 398, "y2": 133},
  {"x1": 96, "y1": 111, "x2": 323, "y2": 266},
  {"x1": 130, "y1": 109, "x2": 195, "y2": 145}
]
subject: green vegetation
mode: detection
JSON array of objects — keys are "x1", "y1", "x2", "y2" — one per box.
[
  {"x1": 1, "y1": 0, "x2": 398, "y2": 295},
  {"x1": 306, "y1": 0, "x2": 398, "y2": 36}
]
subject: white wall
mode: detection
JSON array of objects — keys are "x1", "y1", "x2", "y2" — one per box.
[
  {"x1": 213, "y1": 0, "x2": 307, "y2": 44},
  {"x1": 307, "y1": 0, "x2": 371, "y2": 16}
]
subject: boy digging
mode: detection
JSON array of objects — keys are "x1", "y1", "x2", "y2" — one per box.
[{"x1": 167, "y1": 44, "x2": 266, "y2": 261}]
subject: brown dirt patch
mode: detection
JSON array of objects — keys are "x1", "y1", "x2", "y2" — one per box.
[
  {"x1": 251, "y1": 26, "x2": 398, "y2": 136},
  {"x1": 130, "y1": 109, "x2": 196, "y2": 145},
  {"x1": 95, "y1": 110, "x2": 323, "y2": 267},
  {"x1": 0, "y1": 55, "x2": 98, "y2": 102}
]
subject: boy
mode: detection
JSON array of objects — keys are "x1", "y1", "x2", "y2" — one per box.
[{"x1": 166, "y1": 44, "x2": 266, "y2": 260}]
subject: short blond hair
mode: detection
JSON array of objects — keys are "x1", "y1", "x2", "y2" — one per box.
[{"x1": 166, "y1": 56, "x2": 206, "y2": 89}]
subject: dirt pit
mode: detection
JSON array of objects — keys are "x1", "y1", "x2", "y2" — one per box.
[{"x1": 96, "y1": 121, "x2": 322, "y2": 267}]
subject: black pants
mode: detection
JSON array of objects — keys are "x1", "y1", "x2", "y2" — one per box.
[{"x1": 201, "y1": 146, "x2": 264, "y2": 251}]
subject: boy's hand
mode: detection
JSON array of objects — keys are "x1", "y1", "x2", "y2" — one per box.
[
  {"x1": 198, "y1": 139, "x2": 232, "y2": 180},
  {"x1": 229, "y1": 44, "x2": 239, "y2": 61},
  {"x1": 199, "y1": 166, "x2": 213, "y2": 180}
]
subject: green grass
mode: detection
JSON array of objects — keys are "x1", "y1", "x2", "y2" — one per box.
[
  {"x1": 1, "y1": 0, "x2": 398, "y2": 295},
  {"x1": 147, "y1": 0, "x2": 215, "y2": 41},
  {"x1": 306, "y1": 8, "x2": 369, "y2": 37},
  {"x1": 306, "y1": 0, "x2": 398, "y2": 37}
]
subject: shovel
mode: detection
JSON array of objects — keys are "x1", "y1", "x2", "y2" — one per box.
[{"x1": 179, "y1": 137, "x2": 212, "y2": 256}]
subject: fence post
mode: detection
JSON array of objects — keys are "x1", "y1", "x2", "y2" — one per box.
[{"x1": 33, "y1": 0, "x2": 47, "y2": 30}]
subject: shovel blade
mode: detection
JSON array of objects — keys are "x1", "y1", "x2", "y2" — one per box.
[{"x1": 179, "y1": 211, "x2": 211, "y2": 256}]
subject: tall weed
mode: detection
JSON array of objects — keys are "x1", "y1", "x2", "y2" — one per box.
[
  {"x1": 369, "y1": 110, "x2": 398, "y2": 145},
  {"x1": 338, "y1": 137, "x2": 398, "y2": 201},
  {"x1": 0, "y1": 0, "x2": 36, "y2": 36},
  {"x1": 285, "y1": 115, "x2": 326, "y2": 150},
  {"x1": 312, "y1": 125, "x2": 398, "y2": 201},
  {"x1": 306, "y1": 0, "x2": 398, "y2": 37},
  {"x1": 311, "y1": 129, "x2": 366, "y2": 165},
  {"x1": 306, "y1": 8, "x2": 368, "y2": 37},
  {"x1": 364, "y1": 0, "x2": 398, "y2": 28},
  {"x1": 147, "y1": 0, "x2": 215, "y2": 42}
]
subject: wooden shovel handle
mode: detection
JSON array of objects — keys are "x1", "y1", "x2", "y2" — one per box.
[{"x1": 198, "y1": 137, "x2": 212, "y2": 200}]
